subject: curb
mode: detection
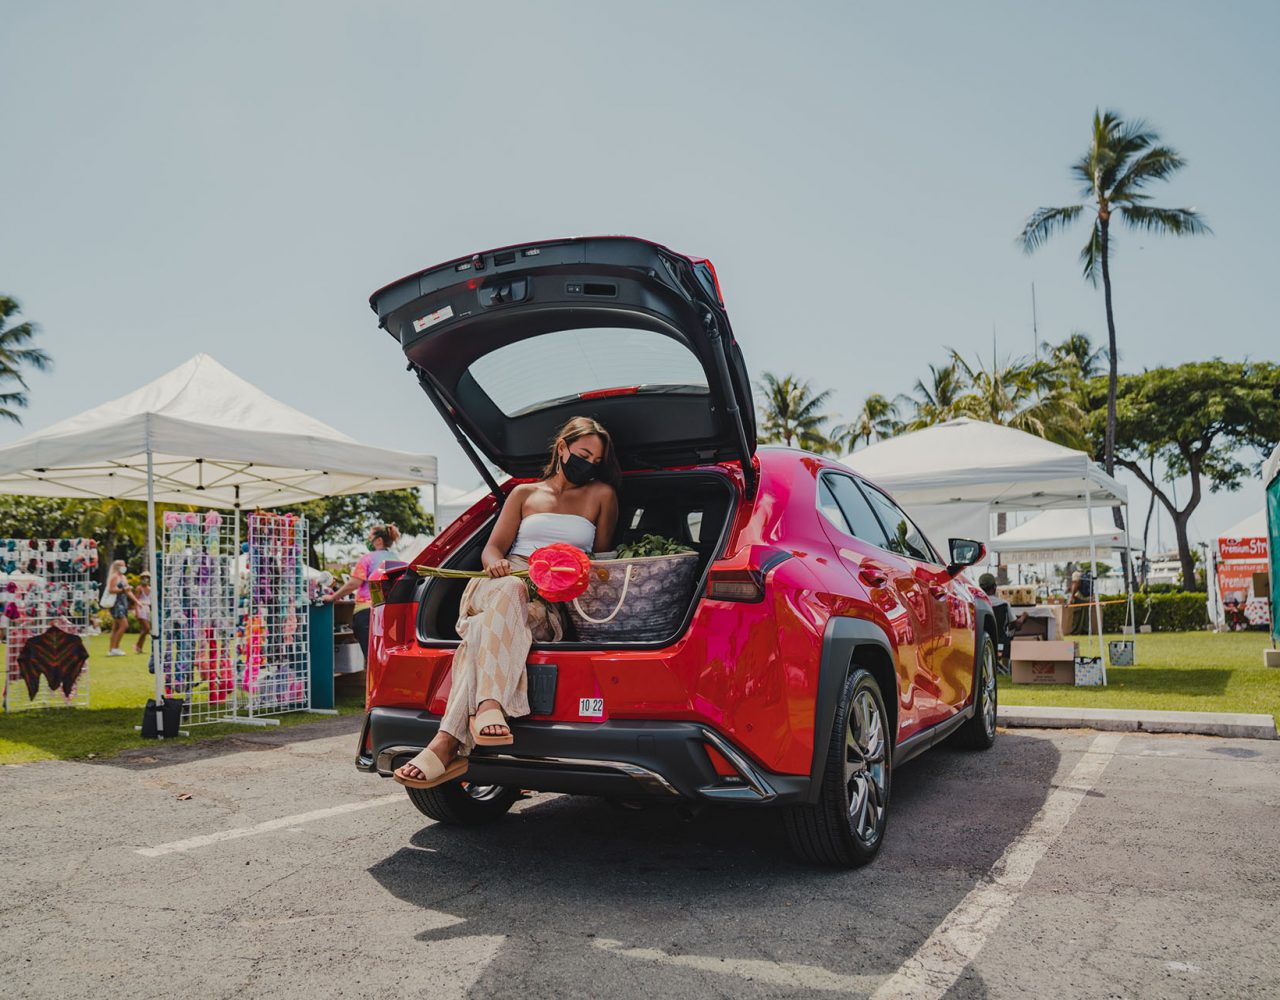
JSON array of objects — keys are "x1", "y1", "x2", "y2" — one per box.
[{"x1": 997, "y1": 704, "x2": 1278, "y2": 741}]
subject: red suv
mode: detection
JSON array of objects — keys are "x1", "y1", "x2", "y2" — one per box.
[{"x1": 357, "y1": 236, "x2": 997, "y2": 867}]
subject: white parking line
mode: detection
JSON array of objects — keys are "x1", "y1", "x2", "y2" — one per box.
[
  {"x1": 135, "y1": 794, "x2": 403, "y2": 857},
  {"x1": 871, "y1": 732, "x2": 1124, "y2": 1000},
  {"x1": 593, "y1": 939, "x2": 880, "y2": 993}
]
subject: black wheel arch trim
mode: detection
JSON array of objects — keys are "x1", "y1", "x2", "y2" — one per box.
[{"x1": 807, "y1": 616, "x2": 897, "y2": 805}]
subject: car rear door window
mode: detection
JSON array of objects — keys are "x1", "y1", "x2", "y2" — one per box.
[
  {"x1": 822, "y1": 473, "x2": 890, "y2": 547},
  {"x1": 858, "y1": 483, "x2": 936, "y2": 563}
]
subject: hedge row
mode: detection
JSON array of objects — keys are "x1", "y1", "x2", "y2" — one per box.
[{"x1": 1100, "y1": 592, "x2": 1209, "y2": 632}]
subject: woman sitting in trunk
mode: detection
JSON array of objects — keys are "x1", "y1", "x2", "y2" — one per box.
[{"x1": 395, "y1": 416, "x2": 620, "y2": 789}]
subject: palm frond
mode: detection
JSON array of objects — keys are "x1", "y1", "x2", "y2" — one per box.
[
  {"x1": 1019, "y1": 204, "x2": 1085, "y2": 253},
  {"x1": 1117, "y1": 205, "x2": 1212, "y2": 237},
  {"x1": 1078, "y1": 220, "x2": 1104, "y2": 286},
  {"x1": 1108, "y1": 145, "x2": 1186, "y2": 202}
]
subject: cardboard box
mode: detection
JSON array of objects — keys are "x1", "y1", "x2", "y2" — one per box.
[
  {"x1": 1011, "y1": 639, "x2": 1077, "y2": 684},
  {"x1": 999, "y1": 585, "x2": 1037, "y2": 606}
]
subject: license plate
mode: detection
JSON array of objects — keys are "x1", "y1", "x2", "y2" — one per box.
[{"x1": 578, "y1": 697, "x2": 604, "y2": 718}]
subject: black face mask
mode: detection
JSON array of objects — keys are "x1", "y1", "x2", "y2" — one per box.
[{"x1": 562, "y1": 452, "x2": 598, "y2": 486}]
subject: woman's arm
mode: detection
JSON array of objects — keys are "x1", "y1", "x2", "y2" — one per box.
[
  {"x1": 481, "y1": 486, "x2": 527, "y2": 577},
  {"x1": 593, "y1": 485, "x2": 619, "y2": 553},
  {"x1": 323, "y1": 554, "x2": 368, "y2": 603}
]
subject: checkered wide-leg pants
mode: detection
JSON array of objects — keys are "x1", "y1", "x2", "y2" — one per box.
[{"x1": 438, "y1": 561, "x2": 562, "y2": 754}]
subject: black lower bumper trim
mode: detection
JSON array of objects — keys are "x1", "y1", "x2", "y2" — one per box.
[{"x1": 361, "y1": 707, "x2": 809, "y2": 806}]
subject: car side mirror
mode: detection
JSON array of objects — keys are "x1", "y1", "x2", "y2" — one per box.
[{"x1": 946, "y1": 538, "x2": 985, "y2": 577}]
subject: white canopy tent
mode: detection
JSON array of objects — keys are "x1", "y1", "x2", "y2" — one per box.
[
  {"x1": 841, "y1": 418, "x2": 1126, "y2": 512},
  {"x1": 989, "y1": 507, "x2": 1130, "y2": 563},
  {"x1": 437, "y1": 480, "x2": 510, "y2": 530},
  {"x1": 0, "y1": 354, "x2": 438, "y2": 710},
  {"x1": 843, "y1": 419, "x2": 1131, "y2": 662}
]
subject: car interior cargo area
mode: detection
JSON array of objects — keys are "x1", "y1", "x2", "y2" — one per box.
[{"x1": 416, "y1": 470, "x2": 738, "y2": 645}]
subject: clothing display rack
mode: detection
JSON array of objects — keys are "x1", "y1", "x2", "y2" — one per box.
[
  {"x1": 238, "y1": 513, "x2": 311, "y2": 719},
  {"x1": 2, "y1": 537, "x2": 97, "y2": 712},
  {"x1": 159, "y1": 512, "x2": 237, "y2": 726}
]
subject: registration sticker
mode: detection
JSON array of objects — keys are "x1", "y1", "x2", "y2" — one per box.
[
  {"x1": 412, "y1": 305, "x2": 454, "y2": 332},
  {"x1": 579, "y1": 697, "x2": 604, "y2": 718}
]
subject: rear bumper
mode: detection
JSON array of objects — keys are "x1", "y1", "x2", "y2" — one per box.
[{"x1": 357, "y1": 707, "x2": 809, "y2": 806}]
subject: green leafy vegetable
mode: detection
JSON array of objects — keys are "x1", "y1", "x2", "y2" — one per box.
[{"x1": 613, "y1": 534, "x2": 693, "y2": 559}]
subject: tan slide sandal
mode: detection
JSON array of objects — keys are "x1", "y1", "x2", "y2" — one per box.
[
  {"x1": 393, "y1": 748, "x2": 469, "y2": 789},
  {"x1": 469, "y1": 707, "x2": 514, "y2": 746}
]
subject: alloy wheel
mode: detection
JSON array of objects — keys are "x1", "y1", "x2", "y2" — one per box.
[
  {"x1": 844, "y1": 688, "x2": 888, "y2": 844},
  {"x1": 981, "y1": 640, "x2": 997, "y2": 738}
]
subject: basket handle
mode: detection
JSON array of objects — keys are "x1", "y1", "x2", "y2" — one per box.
[{"x1": 572, "y1": 565, "x2": 634, "y2": 624}]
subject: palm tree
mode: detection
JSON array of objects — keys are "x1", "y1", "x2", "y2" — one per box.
[
  {"x1": 833, "y1": 394, "x2": 901, "y2": 452},
  {"x1": 1019, "y1": 109, "x2": 1209, "y2": 475},
  {"x1": 79, "y1": 499, "x2": 147, "y2": 581},
  {"x1": 754, "y1": 372, "x2": 836, "y2": 453},
  {"x1": 0, "y1": 296, "x2": 52, "y2": 423},
  {"x1": 904, "y1": 361, "x2": 967, "y2": 429},
  {"x1": 1042, "y1": 331, "x2": 1105, "y2": 382},
  {"x1": 949, "y1": 350, "x2": 1085, "y2": 447}
]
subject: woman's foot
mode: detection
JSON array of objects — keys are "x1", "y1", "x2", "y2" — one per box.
[
  {"x1": 475, "y1": 699, "x2": 510, "y2": 738},
  {"x1": 395, "y1": 733, "x2": 459, "y2": 783}
]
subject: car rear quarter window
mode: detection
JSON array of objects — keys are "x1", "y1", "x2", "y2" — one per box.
[
  {"x1": 819, "y1": 473, "x2": 890, "y2": 547},
  {"x1": 858, "y1": 483, "x2": 936, "y2": 563}
]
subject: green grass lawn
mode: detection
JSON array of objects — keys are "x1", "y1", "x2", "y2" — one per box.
[
  {"x1": 1000, "y1": 630, "x2": 1280, "y2": 724},
  {"x1": 1, "y1": 633, "x2": 363, "y2": 765}
]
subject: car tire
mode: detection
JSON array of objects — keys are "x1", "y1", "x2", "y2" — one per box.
[
  {"x1": 951, "y1": 632, "x2": 998, "y2": 750},
  {"x1": 405, "y1": 780, "x2": 521, "y2": 825},
  {"x1": 784, "y1": 668, "x2": 891, "y2": 868}
]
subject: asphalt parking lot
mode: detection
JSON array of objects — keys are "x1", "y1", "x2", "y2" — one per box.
[{"x1": 2, "y1": 717, "x2": 1277, "y2": 1000}]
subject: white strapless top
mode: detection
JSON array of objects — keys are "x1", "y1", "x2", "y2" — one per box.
[{"x1": 509, "y1": 512, "x2": 596, "y2": 558}]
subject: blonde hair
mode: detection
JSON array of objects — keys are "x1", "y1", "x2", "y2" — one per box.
[{"x1": 540, "y1": 416, "x2": 621, "y2": 489}]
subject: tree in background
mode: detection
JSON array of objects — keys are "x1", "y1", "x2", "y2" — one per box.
[
  {"x1": 78, "y1": 499, "x2": 148, "y2": 579},
  {"x1": 1094, "y1": 360, "x2": 1280, "y2": 588},
  {"x1": 832, "y1": 393, "x2": 901, "y2": 452},
  {"x1": 754, "y1": 372, "x2": 836, "y2": 453},
  {"x1": 903, "y1": 361, "x2": 967, "y2": 430},
  {"x1": 0, "y1": 296, "x2": 53, "y2": 424},
  {"x1": 296, "y1": 488, "x2": 432, "y2": 568},
  {"x1": 949, "y1": 349, "x2": 1085, "y2": 447},
  {"x1": 1020, "y1": 110, "x2": 1210, "y2": 475}
]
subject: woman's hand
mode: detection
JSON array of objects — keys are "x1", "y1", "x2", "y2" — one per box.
[{"x1": 485, "y1": 559, "x2": 514, "y2": 578}]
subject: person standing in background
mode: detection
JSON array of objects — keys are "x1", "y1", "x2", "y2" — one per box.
[
  {"x1": 133, "y1": 572, "x2": 152, "y2": 654},
  {"x1": 104, "y1": 560, "x2": 136, "y2": 656},
  {"x1": 322, "y1": 523, "x2": 400, "y2": 658}
]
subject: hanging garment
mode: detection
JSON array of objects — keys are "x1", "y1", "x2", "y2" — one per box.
[{"x1": 16, "y1": 625, "x2": 89, "y2": 698}]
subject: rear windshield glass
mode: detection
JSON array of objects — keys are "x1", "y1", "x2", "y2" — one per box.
[{"x1": 467, "y1": 328, "x2": 708, "y2": 417}]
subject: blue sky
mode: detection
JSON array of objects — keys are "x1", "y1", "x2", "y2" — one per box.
[{"x1": 1, "y1": 1, "x2": 1275, "y2": 549}]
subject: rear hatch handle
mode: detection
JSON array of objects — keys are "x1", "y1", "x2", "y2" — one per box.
[
  {"x1": 411, "y1": 363, "x2": 506, "y2": 506},
  {"x1": 702, "y1": 311, "x2": 757, "y2": 500}
]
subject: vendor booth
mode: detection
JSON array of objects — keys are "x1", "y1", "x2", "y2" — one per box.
[
  {"x1": 842, "y1": 418, "x2": 1129, "y2": 673},
  {"x1": 1211, "y1": 510, "x2": 1270, "y2": 632},
  {"x1": 0, "y1": 354, "x2": 437, "y2": 727}
]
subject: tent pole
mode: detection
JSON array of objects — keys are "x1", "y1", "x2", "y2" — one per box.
[
  {"x1": 233, "y1": 485, "x2": 241, "y2": 692},
  {"x1": 1123, "y1": 501, "x2": 1136, "y2": 661},
  {"x1": 148, "y1": 448, "x2": 162, "y2": 707},
  {"x1": 1085, "y1": 483, "x2": 1105, "y2": 674}
]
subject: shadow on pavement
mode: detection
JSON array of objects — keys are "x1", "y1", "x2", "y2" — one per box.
[{"x1": 367, "y1": 731, "x2": 1063, "y2": 998}]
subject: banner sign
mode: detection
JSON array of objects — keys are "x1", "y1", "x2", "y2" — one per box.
[{"x1": 1217, "y1": 533, "x2": 1271, "y2": 630}]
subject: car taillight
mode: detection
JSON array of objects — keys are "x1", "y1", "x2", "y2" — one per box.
[
  {"x1": 368, "y1": 561, "x2": 410, "y2": 607},
  {"x1": 705, "y1": 547, "x2": 792, "y2": 603}
]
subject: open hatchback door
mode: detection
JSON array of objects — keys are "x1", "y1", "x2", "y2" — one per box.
[{"x1": 369, "y1": 236, "x2": 757, "y2": 495}]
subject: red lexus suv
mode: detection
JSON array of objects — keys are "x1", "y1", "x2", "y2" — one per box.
[{"x1": 356, "y1": 236, "x2": 997, "y2": 867}]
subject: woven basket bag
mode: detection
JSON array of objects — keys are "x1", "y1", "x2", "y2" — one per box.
[{"x1": 568, "y1": 551, "x2": 700, "y2": 642}]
